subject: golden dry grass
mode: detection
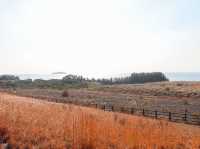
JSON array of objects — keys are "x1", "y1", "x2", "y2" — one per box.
[{"x1": 0, "y1": 93, "x2": 200, "y2": 149}]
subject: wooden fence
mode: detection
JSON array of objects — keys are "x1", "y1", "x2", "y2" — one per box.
[
  {"x1": 4, "y1": 90, "x2": 200, "y2": 126},
  {"x1": 85, "y1": 103, "x2": 200, "y2": 126}
]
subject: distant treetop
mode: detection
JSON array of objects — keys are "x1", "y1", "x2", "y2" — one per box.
[{"x1": 62, "y1": 74, "x2": 85, "y2": 84}]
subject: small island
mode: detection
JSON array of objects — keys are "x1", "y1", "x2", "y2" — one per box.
[{"x1": 52, "y1": 72, "x2": 67, "y2": 75}]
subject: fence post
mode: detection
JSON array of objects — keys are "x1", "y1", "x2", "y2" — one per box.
[
  {"x1": 131, "y1": 108, "x2": 134, "y2": 114},
  {"x1": 155, "y1": 111, "x2": 158, "y2": 119},
  {"x1": 169, "y1": 112, "x2": 172, "y2": 121},
  {"x1": 184, "y1": 110, "x2": 187, "y2": 122},
  {"x1": 102, "y1": 105, "x2": 105, "y2": 110},
  {"x1": 142, "y1": 109, "x2": 145, "y2": 116}
]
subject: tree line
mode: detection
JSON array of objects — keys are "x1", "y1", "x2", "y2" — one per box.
[
  {"x1": 0, "y1": 72, "x2": 169, "y2": 89},
  {"x1": 96, "y1": 72, "x2": 169, "y2": 85}
]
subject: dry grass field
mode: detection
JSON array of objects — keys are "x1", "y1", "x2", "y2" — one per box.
[
  {"x1": 7, "y1": 81, "x2": 200, "y2": 113},
  {"x1": 0, "y1": 92, "x2": 200, "y2": 148}
]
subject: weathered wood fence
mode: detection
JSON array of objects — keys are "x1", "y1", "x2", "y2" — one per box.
[
  {"x1": 86, "y1": 103, "x2": 200, "y2": 126},
  {"x1": 5, "y1": 90, "x2": 200, "y2": 126}
]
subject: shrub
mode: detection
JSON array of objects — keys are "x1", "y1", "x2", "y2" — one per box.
[
  {"x1": 62, "y1": 90, "x2": 69, "y2": 97},
  {"x1": 165, "y1": 87, "x2": 170, "y2": 91}
]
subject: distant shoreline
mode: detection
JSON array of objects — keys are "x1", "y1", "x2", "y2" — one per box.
[{"x1": 2, "y1": 72, "x2": 200, "y2": 81}]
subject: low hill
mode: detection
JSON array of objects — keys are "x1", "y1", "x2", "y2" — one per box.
[{"x1": 0, "y1": 93, "x2": 200, "y2": 148}]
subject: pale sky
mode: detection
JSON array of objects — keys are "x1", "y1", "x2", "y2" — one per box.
[{"x1": 0, "y1": 0, "x2": 200, "y2": 78}]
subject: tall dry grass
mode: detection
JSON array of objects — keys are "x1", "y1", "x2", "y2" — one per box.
[{"x1": 0, "y1": 93, "x2": 200, "y2": 149}]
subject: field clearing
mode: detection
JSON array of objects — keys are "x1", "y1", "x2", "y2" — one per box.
[{"x1": 0, "y1": 93, "x2": 200, "y2": 148}]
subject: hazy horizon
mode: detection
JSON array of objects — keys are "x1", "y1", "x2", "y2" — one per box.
[
  {"x1": 1, "y1": 0, "x2": 200, "y2": 78},
  {"x1": 1, "y1": 72, "x2": 200, "y2": 82}
]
